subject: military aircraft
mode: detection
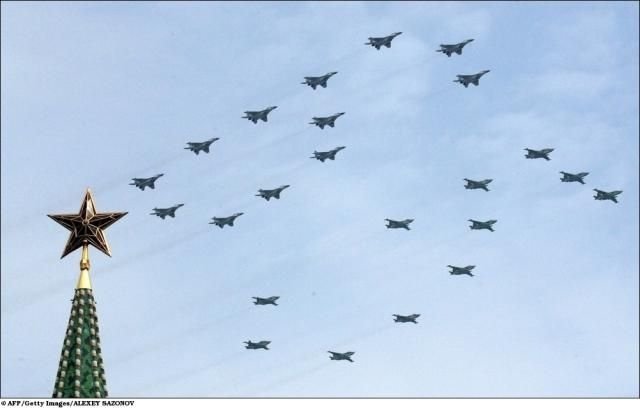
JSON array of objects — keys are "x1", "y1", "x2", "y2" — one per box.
[
  {"x1": 301, "y1": 71, "x2": 338, "y2": 90},
  {"x1": 256, "y1": 185, "x2": 290, "y2": 201},
  {"x1": 448, "y1": 265, "x2": 475, "y2": 277},
  {"x1": 129, "y1": 174, "x2": 164, "y2": 191},
  {"x1": 385, "y1": 219, "x2": 414, "y2": 230},
  {"x1": 560, "y1": 171, "x2": 589, "y2": 184},
  {"x1": 242, "y1": 106, "x2": 277, "y2": 124},
  {"x1": 393, "y1": 314, "x2": 420, "y2": 324},
  {"x1": 244, "y1": 340, "x2": 271, "y2": 350},
  {"x1": 209, "y1": 212, "x2": 243, "y2": 228},
  {"x1": 436, "y1": 39, "x2": 474, "y2": 57},
  {"x1": 453, "y1": 70, "x2": 490, "y2": 87},
  {"x1": 593, "y1": 189, "x2": 623, "y2": 203},
  {"x1": 468, "y1": 219, "x2": 497, "y2": 232},
  {"x1": 524, "y1": 148, "x2": 554, "y2": 161},
  {"x1": 464, "y1": 178, "x2": 492, "y2": 191},
  {"x1": 365, "y1": 32, "x2": 402, "y2": 50},
  {"x1": 328, "y1": 351, "x2": 355, "y2": 362},
  {"x1": 184, "y1": 137, "x2": 219, "y2": 155},
  {"x1": 309, "y1": 112, "x2": 345, "y2": 129},
  {"x1": 310, "y1": 146, "x2": 346, "y2": 162},
  {"x1": 150, "y1": 204, "x2": 184, "y2": 219},
  {"x1": 252, "y1": 296, "x2": 279, "y2": 306}
]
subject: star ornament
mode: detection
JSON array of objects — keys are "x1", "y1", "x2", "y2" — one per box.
[{"x1": 48, "y1": 189, "x2": 127, "y2": 259}]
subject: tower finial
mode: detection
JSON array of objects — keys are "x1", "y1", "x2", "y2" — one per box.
[{"x1": 76, "y1": 242, "x2": 92, "y2": 289}]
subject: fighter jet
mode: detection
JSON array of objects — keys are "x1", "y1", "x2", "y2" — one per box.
[
  {"x1": 468, "y1": 219, "x2": 497, "y2": 232},
  {"x1": 150, "y1": 204, "x2": 184, "y2": 219},
  {"x1": 256, "y1": 185, "x2": 290, "y2": 201},
  {"x1": 464, "y1": 178, "x2": 493, "y2": 192},
  {"x1": 524, "y1": 148, "x2": 554, "y2": 161},
  {"x1": 184, "y1": 138, "x2": 219, "y2": 155},
  {"x1": 365, "y1": 32, "x2": 402, "y2": 50},
  {"x1": 129, "y1": 174, "x2": 164, "y2": 191},
  {"x1": 252, "y1": 296, "x2": 279, "y2": 306},
  {"x1": 209, "y1": 212, "x2": 243, "y2": 228},
  {"x1": 448, "y1": 265, "x2": 475, "y2": 277},
  {"x1": 328, "y1": 351, "x2": 355, "y2": 362},
  {"x1": 393, "y1": 314, "x2": 420, "y2": 324},
  {"x1": 310, "y1": 146, "x2": 346, "y2": 162},
  {"x1": 242, "y1": 106, "x2": 277, "y2": 124},
  {"x1": 309, "y1": 112, "x2": 345, "y2": 129},
  {"x1": 560, "y1": 171, "x2": 589, "y2": 184},
  {"x1": 385, "y1": 219, "x2": 414, "y2": 230},
  {"x1": 301, "y1": 72, "x2": 338, "y2": 90},
  {"x1": 593, "y1": 189, "x2": 623, "y2": 203},
  {"x1": 453, "y1": 70, "x2": 490, "y2": 87},
  {"x1": 244, "y1": 340, "x2": 270, "y2": 350},
  {"x1": 436, "y1": 39, "x2": 474, "y2": 57}
]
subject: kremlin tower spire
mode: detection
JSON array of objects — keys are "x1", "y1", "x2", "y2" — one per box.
[{"x1": 48, "y1": 189, "x2": 126, "y2": 398}]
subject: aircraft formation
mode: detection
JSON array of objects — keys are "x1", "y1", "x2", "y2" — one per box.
[{"x1": 126, "y1": 31, "x2": 622, "y2": 363}]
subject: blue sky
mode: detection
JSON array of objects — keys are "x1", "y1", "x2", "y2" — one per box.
[{"x1": 1, "y1": 1, "x2": 638, "y2": 397}]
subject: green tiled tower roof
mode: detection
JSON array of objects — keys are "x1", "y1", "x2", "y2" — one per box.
[{"x1": 53, "y1": 288, "x2": 108, "y2": 398}]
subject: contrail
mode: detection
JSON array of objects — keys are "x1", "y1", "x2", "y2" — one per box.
[
  {"x1": 229, "y1": 322, "x2": 393, "y2": 397},
  {"x1": 125, "y1": 349, "x2": 248, "y2": 397},
  {"x1": 96, "y1": 151, "x2": 186, "y2": 195},
  {"x1": 7, "y1": 225, "x2": 211, "y2": 313},
  {"x1": 110, "y1": 305, "x2": 254, "y2": 370},
  {"x1": 247, "y1": 360, "x2": 333, "y2": 397},
  {"x1": 104, "y1": 225, "x2": 211, "y2": 273},
  {"x1": 262, "y1": 47, "x2": 367, "y2": 104},
  {"x1": 2, "y1": 151, "x2": 185, "y2": 235}
]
